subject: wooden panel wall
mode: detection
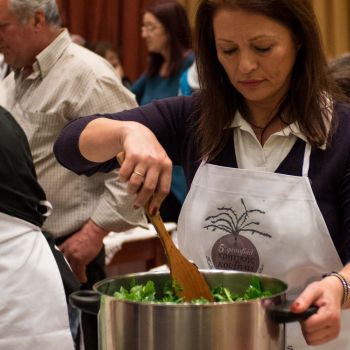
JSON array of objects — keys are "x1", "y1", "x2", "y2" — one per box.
[
  {"x1": 58, "y1": 0, "x2": 350, "y2": 80},
  {"x1": 179, "y1": 0, "x2": 350, "y2": 60}
]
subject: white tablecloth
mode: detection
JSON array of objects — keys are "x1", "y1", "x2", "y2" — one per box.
[{"x1": 103, "y1": 222, "x2": 177, "y2": 265}]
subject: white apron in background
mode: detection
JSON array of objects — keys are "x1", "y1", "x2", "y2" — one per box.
[
  {"x1": 0, "y1": 212, "x2": 74, "y2": 350},
  {"x1": 178, "y1": 143, "x2": 350, "y2": 349}
]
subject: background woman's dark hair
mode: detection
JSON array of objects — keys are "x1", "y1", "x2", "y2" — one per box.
[
  {"x1": 145, "y1": 0, "x2": 192, "y2": 77},
  {"x1": 195, "y1": 0, "x2": 342, "y2": 161}
]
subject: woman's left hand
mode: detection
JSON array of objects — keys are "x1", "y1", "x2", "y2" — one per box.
[{"x1": 290, "y1": 276, "x2": 343, "y2": 345}]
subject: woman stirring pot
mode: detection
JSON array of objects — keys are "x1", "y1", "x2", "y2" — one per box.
[{"x1": 55, "y1": 0, "x2": 350, "y2": 348}]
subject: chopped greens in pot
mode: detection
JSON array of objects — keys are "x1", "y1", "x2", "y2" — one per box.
[{"x1": 113, "y1": 276, "x2": 272, "y2": 304}]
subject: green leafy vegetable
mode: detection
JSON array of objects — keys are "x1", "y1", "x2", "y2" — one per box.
[
  {"x1": 114, "y1": 280, "x2": 156, "y2": 302},
  {"x1": 235, "y1": 276, "x2": 272, "y2": 301},
  {"x1": 160, "y1": 280, "x2": 183, "y2": 303},
  {"x1": 113, "y1": 276, "x2": 272, "y2": 304}
]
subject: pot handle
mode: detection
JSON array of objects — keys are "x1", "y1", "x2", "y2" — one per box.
[
  {"x1": 69, "y1": 290, "x2": 100, "y2": 315},
  {"x1": 268, "y1": 300, "x2": 318, "y2": 323}
]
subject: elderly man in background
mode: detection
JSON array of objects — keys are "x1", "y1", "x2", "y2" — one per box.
[{"x1": 0, "y1": 0, "x2": 146, "y2": 349}]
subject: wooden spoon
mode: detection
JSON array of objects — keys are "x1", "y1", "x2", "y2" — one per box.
[{"x1": 117, "y1": 152, "x2": 214, "y2": 302}]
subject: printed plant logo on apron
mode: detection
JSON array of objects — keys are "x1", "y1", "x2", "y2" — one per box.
[
  {"x1": 178, "y1": 147, "x2": 350, "y2": 348},
  {"x1": 205, "y1": 198, "x2": 271, "y2": 272}
]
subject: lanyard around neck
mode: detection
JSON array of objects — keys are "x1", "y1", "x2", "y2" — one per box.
[{"x1": 302, "y1": 143, "x2": 311, "y2": 177}]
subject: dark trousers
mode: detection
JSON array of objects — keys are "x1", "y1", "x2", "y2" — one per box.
[
  {"x1": 42, "y1": 232, "x2": 81, "y2": 347},
  {"x1": 55, "y1": 234, "x2": 106, "y2": 350},
  {"x1": 43, "y1": 232, "x2": 81, "y2": 299},
  {"x1": 80, "y1": 248, "x2": 106, "y2": 350}
]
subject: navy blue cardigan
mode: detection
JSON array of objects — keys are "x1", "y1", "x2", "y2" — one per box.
[{"x1": 54, "y1": 95, "x2": 350, "y2": 264}]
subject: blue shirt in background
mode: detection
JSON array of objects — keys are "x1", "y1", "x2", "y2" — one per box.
[{"x1": 131, "y1": 53, "x2": 194, "y2": 106}]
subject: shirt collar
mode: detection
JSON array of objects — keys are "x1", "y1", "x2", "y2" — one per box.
[
  {"x1": 35, "y1": 28, "x2": 71, "y2": 78},
  {"x1": 15, "y1": 28, "x2": 71, "y2": 80},
  {"x1": 230, "y1": 109, "x2": 329, "y2": 150}
]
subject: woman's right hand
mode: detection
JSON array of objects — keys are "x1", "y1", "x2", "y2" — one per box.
[
  {"x1": 118, "y1": 122, "x2": 172, "y2": 213},
  {"x1": 80, "y1": 118, "x2": 173, "y2": 213}
]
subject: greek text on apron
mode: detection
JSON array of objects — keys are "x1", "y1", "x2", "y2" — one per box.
[
  {"x1": 0, "y1": 212, "x2": 74, "y2": 350},
  {"x1": 177, "y1": 143, "x2": 350, "y2": 349}
]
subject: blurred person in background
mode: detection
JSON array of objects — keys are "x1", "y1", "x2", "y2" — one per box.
[
  {"x1": 132, "y1": 0, "x2": 193, "y2": 104},
  {"x1": 132, "y1": 0, "x2": 194, "y2": 223},
  {"x1": 179, "y1": 60, "x2": 199, "y2": 96},
  {"x1": 329, "y1": 53, "x2": 350, "y2": 98},
  {"x1": 93, "y1": 40, "x2": 132, "y2": 89},
  {"x1": 0, "y1": 0, "x2": 146, "y2": 349}
]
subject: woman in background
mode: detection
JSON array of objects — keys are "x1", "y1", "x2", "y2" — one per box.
[
  {"x1": 132, "y1": 0, "x2": 193, "y2": 104},
  {"x1": 132, "y1": 0, "x2": 194, "y2": 222},
  {"x1": 179, "y1": 61, "x2": 199, "y2": 96}
]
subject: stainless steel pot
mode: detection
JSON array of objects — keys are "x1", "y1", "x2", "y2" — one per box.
[{"x1": 70, "y1": 270, "x2": 316, "y2": 350}]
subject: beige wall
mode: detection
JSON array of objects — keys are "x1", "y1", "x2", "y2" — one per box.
[
  {"x1": 312, "y1": 0, "x2": 350, "y2": 59},
  {"x1": 178, "y1": 0, "x2": 200, "y2": 27},
  {"x1": 180, "y1": 0, "x2": 350, "y2": 60}
]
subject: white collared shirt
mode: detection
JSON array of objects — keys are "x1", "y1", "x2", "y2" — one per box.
[{"x1": 231, "y1": 111, "x2": 321, "y2": 172}]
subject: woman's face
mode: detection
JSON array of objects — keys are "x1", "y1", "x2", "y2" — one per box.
[
  {"x1": 142, "y1": 12, "x2": 168, "y2": 54},
  {"x1": 213, "y1": 9, "x2": 298, "y2": 111}
]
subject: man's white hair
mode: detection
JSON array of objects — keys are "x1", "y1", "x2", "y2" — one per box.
[{"x1": 9, "y1": 0, "x2": 61, "y2": 26}]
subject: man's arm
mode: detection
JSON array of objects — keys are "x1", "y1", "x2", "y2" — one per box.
[{"x1": 59, "y1": 71, "x2": 148, "y2": 281}]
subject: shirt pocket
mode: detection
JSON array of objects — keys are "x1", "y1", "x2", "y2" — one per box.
[{"x1": 22, "y1": 111, "x2": 68, "y2": 162}]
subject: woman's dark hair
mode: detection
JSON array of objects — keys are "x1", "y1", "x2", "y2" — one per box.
[
  {"x1": 195, "y1": 0, "x2": 341, "y2": 160},
  {"x1": 144, "y1": 1, "x2": 192, "y2": 77}
]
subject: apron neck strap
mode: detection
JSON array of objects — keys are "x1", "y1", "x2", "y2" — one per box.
[
  {"x1": 302, "y1": 142, "x2": 311, "y2": 177},
  {"x1": 39, "y1": 200, "x2": 53, "y2": 217}
]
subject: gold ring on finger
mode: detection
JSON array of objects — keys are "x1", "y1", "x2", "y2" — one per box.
[{"x1": 133, "y1": 170, "x2": 144, "y2": 178}]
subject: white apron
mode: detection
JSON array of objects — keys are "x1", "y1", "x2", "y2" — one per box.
[
  {"x1": 177, "y1": 143, "x2": 350, "y2": 349},
  {"x1": 0, "y1": 212, "x2": 74, "y2": 350}
]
